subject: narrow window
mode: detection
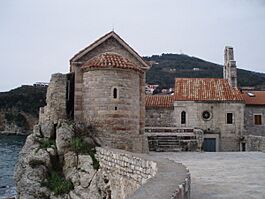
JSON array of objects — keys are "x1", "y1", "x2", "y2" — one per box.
[
  {"x1": 113, "y1": 88, "x2": 118, "y2": 99},
  {"x1": 227, "y1": 113, "x2": 233, "y2": 124},
  {"x1": 181, "y1": 111, "x2": 186, "y2": 124},
  {"x1": 254, "y1": 115, "x2": 262, "y2": 125}
]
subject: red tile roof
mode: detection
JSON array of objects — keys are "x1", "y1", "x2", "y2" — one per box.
[
  {"x1": 145, "y1": 95, "x2": 174, "y2": 108},
  {"x1": 242, "y1": 91, "x2": 265, "y2": 105},
  {"x1": 174, "y1": 78, "x2": 244, "y2": 102},
  {"x1": 82, "y1": 52, "x2": 143, "y2": 73}
]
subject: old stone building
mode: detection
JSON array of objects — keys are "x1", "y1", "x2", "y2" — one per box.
[
  {"x1": 145, "y1": 47, "x2": 250, "y2": 152},
  {"x1": 146, "y1": 78, "x2": 245, "y2": 152},
  {"x1": 40, "y1": 31, "x2": 150, "y2": 153},
  {"x1": 40, "y1": 32, "x2": 265, "y2": 153},
  {"x1": 242, "y1": 91, "x2": 265, "y2": 136}
]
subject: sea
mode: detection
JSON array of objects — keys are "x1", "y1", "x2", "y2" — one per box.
[{"x1": 0, "y1": 135, "x2": 26, "y2": 199}]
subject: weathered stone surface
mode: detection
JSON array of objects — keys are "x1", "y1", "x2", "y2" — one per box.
[
  {"x1": 77, "y1": 155, "x2": 94, "y2": 172},
  {"x1": 28, "y1": 148, "x2": 51, "y2": 169},
  {"x1": 33, "y1": 124, "x2": 42, "y2": 137},
  {"x1": 39, "y1": 73, "x2": 67, "y2": 124},
  {"x1": 56, "y1": 121, "x2": 74, "y2": 155},
  {"x1": 246, "y1": 135, "x2": 265, "y2": 152},
  {"x1": 41, "y1": 121, "x2": 55, "y2": 138}
]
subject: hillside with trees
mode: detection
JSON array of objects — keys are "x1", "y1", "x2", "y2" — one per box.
[
  {"x1": 0, "y1": 85, "x2": 47, "y2": 133},
  {"x1": 144, "y1": 53, "x2": 265, "y2": 89}
]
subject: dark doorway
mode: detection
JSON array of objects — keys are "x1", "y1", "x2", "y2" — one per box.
[
  {"x1": 66, "y1": 73, "x2": 75, "y2": 120},
  {"x1": 203, "y1": 138, "x2": 216, "y2": 152},
  {"x1": 241, "y1": 143, "x2": 246, "y2": 151}
]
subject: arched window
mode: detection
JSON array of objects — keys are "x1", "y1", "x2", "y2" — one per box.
[
  {"x1": 181, "y1": 111, "x2": 186, "y2": 124},
  {"x1": 113, "y1": 88, "x2": 118, "y2": 99}
]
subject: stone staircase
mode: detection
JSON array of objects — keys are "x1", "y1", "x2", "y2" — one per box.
[{"x1": 145, "y1": 127, "x2": 198, "y2": 152}]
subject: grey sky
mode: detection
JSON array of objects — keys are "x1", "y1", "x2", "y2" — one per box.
[{"x1": 1, "y1": 0, "x2": 265, "y2": 91}]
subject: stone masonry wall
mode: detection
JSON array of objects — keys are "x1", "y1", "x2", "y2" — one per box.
[
  {"x1": 71, "y1": 37, "x2": 148, "y2": 124},
  {"x1": 246, "y1": 135, "x2": 265, "y2": 152},
  {"x1": 39, "y1": 73, "x2": 67, "y2": 124},
  {"x1": 96, "y1": 147, "x2": 191, "y2": 199},
  {"x1": 146, "y1": 108, "x2": 174, "y2": 127},
  {"x1": 173, "y1": 101, "x2": 244, "y2": 151},
  {"x1": 82, "y1": 69, "x2": 146, "y2": 152},
  {"x1": 244, "y1": 106, "x2": 265, "y2": 136},
  {"x1": 96, "y1": 147, "x2": 157, "y2": 199}
]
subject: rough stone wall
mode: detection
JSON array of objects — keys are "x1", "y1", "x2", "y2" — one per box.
[
  {"x1": 71, "y1": 37, "x2": 147, "y2": 124},
  {"x1": 244, "y1": 106, "x2": 265, "y2": 136},
  {"x1": 246, "y1": 135, "x2": 265, "y2": 152},
  {"x1": 96, "y1": 147, "x2": 157, "y2": 199},
  {"x1": 173, "y1": 101, "x2": 245, "y2": 151},
  {"x1": 39, "y1": 73, "x2": 67, "y2": 124},
  {"x1": 82, "y1": 69, "x2": 146, "y2": 153},
  {"x1": 146, "y1": 108, "x2": 174, "y2": 127},
  {"x1": 97, "y1": 147, "x2": 190, "y2": 199}
]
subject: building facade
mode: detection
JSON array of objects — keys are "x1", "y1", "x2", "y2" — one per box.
[{"x1": 40, "y1": 33, "x2": 265, "y2": 153}]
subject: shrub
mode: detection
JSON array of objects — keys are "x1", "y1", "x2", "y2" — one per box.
[
  {"x1": 37, "y1": 138, "x2": 55, "y2": 149},
  {"x1": 70, "y1": 137, "x2": 100, "y2": 170},
  {"x1": 42, "y1": 171, "x2": 73, "y2": 195}
]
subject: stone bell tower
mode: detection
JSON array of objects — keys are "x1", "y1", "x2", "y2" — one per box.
[{"x1": 224, "y1": 46, "x2": 237, "y2": 87}]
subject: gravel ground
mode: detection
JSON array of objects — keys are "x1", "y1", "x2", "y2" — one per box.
[{"x1": 151, "y1": 152, "x2": 265, "y2": 199}]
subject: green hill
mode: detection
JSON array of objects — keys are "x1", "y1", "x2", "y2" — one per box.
[
  {"x1": 0, "y1": 85, "x2": 47, "y2": 132},
  {"x1": 0, "y1": 85, "x2": 47, "y2": 116},
  {"x1": 144, "y1": 53, "x2": 265, "y2": 89}
]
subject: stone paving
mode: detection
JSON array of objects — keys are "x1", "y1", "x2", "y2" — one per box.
[{"x1": 152, "y1": 152, "x2": 265, "y2": 199}]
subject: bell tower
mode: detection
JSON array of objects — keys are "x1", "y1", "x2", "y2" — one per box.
[{"x1": 224, "y1": 46, "x2": 237, "y2": 87}]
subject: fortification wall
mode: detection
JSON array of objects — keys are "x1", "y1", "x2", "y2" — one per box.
[
  {"x1": 97, "y1": 147, "x2": 191, "y2": 199},
  {"x1": 246, "y1": 135, "x2": 265, "y2": 152},
  {"x1": 39, "y1": 73, "x2": 67, "y2": 124}
]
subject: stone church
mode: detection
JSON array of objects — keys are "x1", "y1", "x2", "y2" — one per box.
[
  {"x1": 41, "y1": 31, "x2": 150, "y2": 153},
  {"x1": 40, "y1": 31, "x2": 265, "y2": 153}
]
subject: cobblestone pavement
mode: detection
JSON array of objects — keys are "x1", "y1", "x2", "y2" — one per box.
[{"x1": 151, "y1": 152, "x2": 265, "y2": 199}]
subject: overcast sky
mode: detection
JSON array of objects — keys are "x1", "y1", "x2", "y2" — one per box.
[{"x1": 1, "y1": 0, "x2": 265, "y2": 91}]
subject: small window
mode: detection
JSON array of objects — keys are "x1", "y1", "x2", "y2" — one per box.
[
  {"x1": 202, "y1": 111, "x2": 211, "y2": 120},
  {"x1": 254, "y1": 115, "x2": 262, "y2": 125},
  {"x1": 181, "y1": 111, "x2": 186, "y2": 124},
  {"x1": 227, "y1": 113, "x2": 233, "y2": 124},
  {"x1": 113, "y1": 88, "x2": 118, "y2": 99}
]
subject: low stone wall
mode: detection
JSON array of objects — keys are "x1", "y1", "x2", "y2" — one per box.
[
  {"x1": 246, "y1": 135, "x2": 265, "y2": 152},
  {"x1": 96, "y1": 147, "x2": 157, "y2": 199},
  {"x1": 96, "y1": 147, "x2": 191, "y2": 199}
]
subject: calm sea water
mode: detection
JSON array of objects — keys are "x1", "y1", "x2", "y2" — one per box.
[{"x1": 0, "y1": 135, "x2": 26, "y2": 198}]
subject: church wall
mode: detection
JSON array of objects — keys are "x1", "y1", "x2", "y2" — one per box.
[
  {"x1": 76, "y1": 37, "x2": 146, "y2": 69},
  {"x1": 173, "y1": 101, "x2": 245, "y2": 151},
  {"x1": 145, "y1": 108, "x2": 174, "y2": 127},
  {"x1": 244, "y1": 106, "x2": 265, "y2": 136},
  {"x1": 82, "y1": 68, "x2": 146, "y2": 152}
]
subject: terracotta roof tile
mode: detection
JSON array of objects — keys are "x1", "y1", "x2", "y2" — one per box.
[
  {"x1": 82, "y1": 53, "x2": 143, "y2": 72},
  {"x1": 174, "y1": 78, "x2": 244, "y2": 102},
  {"x1": 242, "y1": 91, "x2": 265, "y2": 105},
  {"x1": 145, "y1": 95, "x2": 174, "y2": 108}
]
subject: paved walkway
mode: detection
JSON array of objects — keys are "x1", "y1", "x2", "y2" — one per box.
[{"x1": 151, "y1": 152, "x2": 265, "y2": 199}]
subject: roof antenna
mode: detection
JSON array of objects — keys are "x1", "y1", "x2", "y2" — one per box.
[{"x1": 112, "y1": 24, "x2": 115, "y2": 32}]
